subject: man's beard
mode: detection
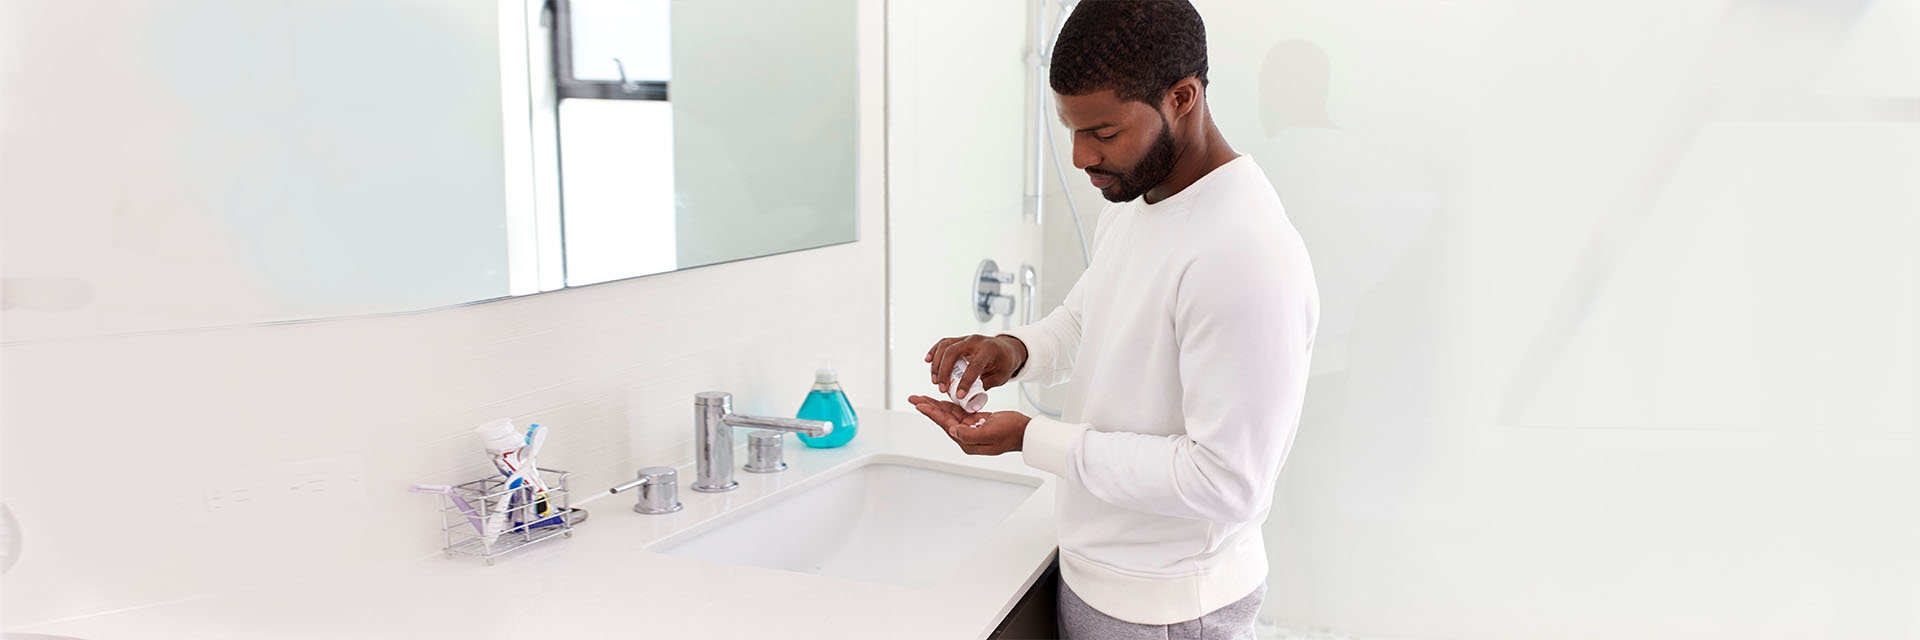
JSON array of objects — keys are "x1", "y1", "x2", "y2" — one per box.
[{"x1": 1091, "y1": 116, "x2": 1177, "y2": 203}]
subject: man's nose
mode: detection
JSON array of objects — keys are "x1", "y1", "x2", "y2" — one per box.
[{"x1": 1072, "y1": 139, "x2": 1099, "y2": 171}]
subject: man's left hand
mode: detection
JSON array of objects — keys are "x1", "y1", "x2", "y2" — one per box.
[{"x1": 906, "y1": 395, "x2": 1030, "y2": 456}]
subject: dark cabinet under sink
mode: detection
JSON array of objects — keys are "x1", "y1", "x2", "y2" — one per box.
[{"x1": 988, "y1": 550, "x2": 1061, "y2": 640}]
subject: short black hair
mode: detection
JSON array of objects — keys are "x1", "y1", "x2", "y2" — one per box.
[{"x1": 1049, "y1": 0, "x2": 1210, "y2": 106}]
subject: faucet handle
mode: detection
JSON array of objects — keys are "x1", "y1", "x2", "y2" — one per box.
[
  {"x1": 744, "y1": 430, "x2": 788, "y2": 473},
  {"x1": 609, "y1": 466, "x2": 682, "y2": 514}
]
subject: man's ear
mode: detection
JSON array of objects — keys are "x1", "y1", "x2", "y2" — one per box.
[{"x1": 1164, "y1": 76, "x2": 1201, "y2": 123}]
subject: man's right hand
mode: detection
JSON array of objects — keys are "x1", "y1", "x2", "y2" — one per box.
[{"x1": 925, "y1": 334, "x2": 1029, "y2": 395}]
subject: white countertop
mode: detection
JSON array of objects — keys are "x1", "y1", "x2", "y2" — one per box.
[{"x1": 17, "y1": 409, "x2": 1059, "y2": 640}]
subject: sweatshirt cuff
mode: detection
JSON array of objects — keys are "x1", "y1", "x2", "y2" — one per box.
[
  {"x1": 999, "y1": 328, "x2": 1051, "y2": 383},
  {"x1": 1020, "y1": 415, "x2": 1086, "y2": 477}
]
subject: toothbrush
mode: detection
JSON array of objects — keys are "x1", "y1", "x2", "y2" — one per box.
[
  {"x1": 519, "y1": 424, "x2": 553, "y2": 516},
  {"x1": 476, "y1": 419, "x2": 534, "y2": 491},
  {"x1": 409, "y1": 484, "x2": 485, "y2": 534},
  {"x1": 474, "y1": 419, "x2": 534, "y2": 545}
]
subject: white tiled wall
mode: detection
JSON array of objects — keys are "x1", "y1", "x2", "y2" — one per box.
[{"x1": 0, "y1": 0, "x2": 887, "y2": 627}]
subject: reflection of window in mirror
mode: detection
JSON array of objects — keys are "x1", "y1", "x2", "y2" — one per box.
[
  {"x1": 536, "y1": 0, "x2": 677, "y2": 288},
  {"x1": 509, "y1": 0, "x2": 859, "y2": 294}
]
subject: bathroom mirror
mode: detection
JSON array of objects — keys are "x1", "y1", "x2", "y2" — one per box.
[{"x1": 0, "y1": 0, "x2": 858, "y2": 341}]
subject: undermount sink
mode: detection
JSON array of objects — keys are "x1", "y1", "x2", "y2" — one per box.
[{"x1": 647, "y1": 454, "x2": 1042, "y2": 588}]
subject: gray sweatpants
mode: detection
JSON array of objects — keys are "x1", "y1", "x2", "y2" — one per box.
[{"x1": 1058, "y1": 578, "x2": 1266, "y2": 640}]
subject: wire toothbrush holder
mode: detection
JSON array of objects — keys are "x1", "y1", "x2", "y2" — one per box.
[{"x1": 428, "y1": 468, "x2": 574, "y2": 565}]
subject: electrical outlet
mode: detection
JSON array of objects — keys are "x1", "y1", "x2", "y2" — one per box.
[
  {"x1": 286, "y1": 472, "x2": 328, "y2": 498},
  {"x1": 202, "y1": 486, "x2": 254, "y2": 512},
  {"x1": 276, "y1": 455, "x2": 367, "y2": 505},
  {"x1": 201, "y1": 468, "x2": 273, "y2": 512},
  {"x1": 202, "y1": 456, "x2": 366, "y2": 513}
]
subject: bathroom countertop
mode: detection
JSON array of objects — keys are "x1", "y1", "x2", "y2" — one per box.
[{"x1": 16, "y1": 408, "x2": 1059, "y2": 640}]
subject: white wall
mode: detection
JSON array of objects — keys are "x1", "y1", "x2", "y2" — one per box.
[
  {"x1": 1181, "y1": 1, "x2": 1917, "y2": 637},
  {"x1": 0, "y1": 0, "x2": 887, "y2": 626}
]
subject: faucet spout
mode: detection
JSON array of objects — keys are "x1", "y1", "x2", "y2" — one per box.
[
  {"x1": 692, "y1": 391, "x2": 832, "y2": 493},
  {"x1": 723, "y1": 413, "x2": 832, "y2": 437}
]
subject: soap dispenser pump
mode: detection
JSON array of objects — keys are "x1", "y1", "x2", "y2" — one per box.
[{"x1": 795, "y1": 368, "x2": 858, "y2": 448}]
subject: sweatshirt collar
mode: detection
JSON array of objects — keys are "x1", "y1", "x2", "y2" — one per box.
[{"x1": 1137, "y1": 154, "x2": 1250, "y2": 212}]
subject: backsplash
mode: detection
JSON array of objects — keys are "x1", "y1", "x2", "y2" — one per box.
[{"x1": 0, "y1": 231, "x2": 885, "y2": 624}]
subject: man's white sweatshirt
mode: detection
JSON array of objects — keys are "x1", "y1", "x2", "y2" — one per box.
[{"x1": 1005, "y1": 154, "x2": 1319, "y2": 625}]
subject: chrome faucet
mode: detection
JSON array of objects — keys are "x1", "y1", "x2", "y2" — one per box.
[{"x1": 693, "y1": 391, "x2": 832, "y2": 493}]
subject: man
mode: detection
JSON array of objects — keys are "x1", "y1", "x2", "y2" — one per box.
[{"x1": 906, "y1": 1, "x2": 1319, "y2": 638}]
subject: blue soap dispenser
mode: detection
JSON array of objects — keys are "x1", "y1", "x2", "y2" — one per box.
[{"x1": 796, "y1": 367, "x2": 858, "y2": 448}]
